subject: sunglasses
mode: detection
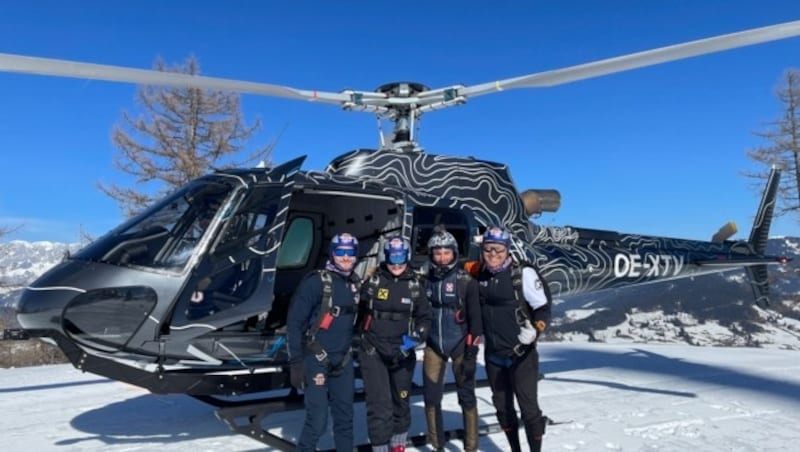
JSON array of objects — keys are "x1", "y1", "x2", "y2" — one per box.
[
  {"x1": 333, "y1": 248, "x2": 357, "y2": 257},
  {"x1": 482, "y1": 246, "x2": 508, "y2": 255}
]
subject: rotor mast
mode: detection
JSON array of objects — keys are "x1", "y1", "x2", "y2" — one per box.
[
  {"x1": 338, "y1": 81, "x2": 468, "y2": 152},
  {"x1": 375, "y1": 82, "x2": 426, "y2": 151}
]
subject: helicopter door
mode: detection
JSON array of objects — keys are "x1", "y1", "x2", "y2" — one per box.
[{"x1": 169, "y1": 157, "x2": 306, "y2": 329}]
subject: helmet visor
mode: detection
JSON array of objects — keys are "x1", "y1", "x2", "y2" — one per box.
[
  {"x1": 387, "y1": 251, "x2": 408, "y2": 265},
  {"x1": 332, "y1": 247, "x2": 357, "y2": 257}
]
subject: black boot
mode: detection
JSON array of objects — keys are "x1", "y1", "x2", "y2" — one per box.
[
  {"x1": 503, "y1": 425, "x2": 522, "y2": 452},
  {"x1": 425, "y1": 406, "x2": 444, "y2": 450},
  {"x1": 524, "y1": 416, "x2": 547, "y2": 452}
]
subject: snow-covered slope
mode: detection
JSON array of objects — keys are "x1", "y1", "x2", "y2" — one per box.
[{"x1": 1, "y1": 342, "x2": 798, "y2": 451}]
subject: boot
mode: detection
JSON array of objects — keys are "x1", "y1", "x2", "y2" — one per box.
[
  {"x1": 462, "y1": 406, "x2": 479, "y2": 452},
  {"x1": 426, "y1": 406, "x2": 444, "y2": 450},
  {"x1": 524, "y1": 416, "x2": 547, "y2": 452},
  {"x1": 503, "y1": 425, "x2": 522, "y2": 452},
  {"x1": 390, "y1": 432, "x2": 407, "y2": 452}
]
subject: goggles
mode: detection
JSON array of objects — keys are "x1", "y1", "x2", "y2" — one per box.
[
  {"x1": 387, "y1": 252, "x2": 408, "y2": 265},
  {"x1": 482, "y1": 246, "x2": 508, "y2": 255},
  {"x1": 332, "y1": 248, "x2": 357, "y2": 257}
]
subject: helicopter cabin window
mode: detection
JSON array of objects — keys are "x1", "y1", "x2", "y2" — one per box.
[
  {"x1": 276, "y1": 217, "x2": 314, "y2": 268},
  {"x1": 411, "y1": 207, "x2": 472, "y2": 266},
  {"x1": 73, "y1": 180, "x2": 234, "y2": 272}
]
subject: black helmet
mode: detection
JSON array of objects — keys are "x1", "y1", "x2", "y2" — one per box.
[{"x1": 427, "y1": 225, "x2": 458, "y2": 273}]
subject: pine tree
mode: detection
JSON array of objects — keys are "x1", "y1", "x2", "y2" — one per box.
[
  {"x1": 746, "y1": 69, "x2": 800, "y2": 222},
  {"x1": 99, "y1": 56, "x2": 272, "y2": 217}
]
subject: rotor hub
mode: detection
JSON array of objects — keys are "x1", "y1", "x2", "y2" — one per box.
[{"x1": 376, "y1": 82, "x2": 429, "y2": 98}]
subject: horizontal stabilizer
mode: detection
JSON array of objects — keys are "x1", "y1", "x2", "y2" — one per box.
[{"x1": 694, "y1": 256, "x2": 789, "y2": 267}]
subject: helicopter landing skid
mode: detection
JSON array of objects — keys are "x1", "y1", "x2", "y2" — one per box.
[{"x1": 201, "y1": 378, "x2": 496, "y2": 450}]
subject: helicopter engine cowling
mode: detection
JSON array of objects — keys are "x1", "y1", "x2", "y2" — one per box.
[{"x1": 521, "y1": 189, "x2": 561, "y2": 216}]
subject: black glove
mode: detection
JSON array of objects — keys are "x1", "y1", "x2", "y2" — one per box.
[
  {"x1": 351, "y1": 333, "x2": 363, "y2": 351},
  {"x1": 390, "y1": 348, "x2": 411, "y2": 368},
  {"x1": 461, "y1": 345, "x2": 479, "y2": 380},
  {"x1": 289, "y1": 360, "x2": 305, "y2": 390}
]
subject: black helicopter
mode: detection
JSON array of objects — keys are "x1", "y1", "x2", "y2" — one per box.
[{"x1": 1, "y1": 19, "x2": 796, "y2": 447}]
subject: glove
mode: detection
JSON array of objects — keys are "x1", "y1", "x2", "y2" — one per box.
[
  {"x1": 401, "y1": 333, "x2": 421, "y2": 352},
  {"x1": 289, "y1": 360, "x2": 305, "y2": 390},
  {"x1": 463, "y1": 344, "x2": 479, "y2": 361},
  {"x1": 351, "y1": 333, "x2": 363, "y2": 351},
  {"x1": 461, "y1": 345, "x2": 479, "y2": 380},
  {"x1": 517, "y1": 320, "x2": 538, "y2": 345}
]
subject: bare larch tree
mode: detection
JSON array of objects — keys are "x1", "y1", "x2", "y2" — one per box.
[
  {"x1": 746, "y1": 69, "x2": 800, "y2": 222},
  {"x1": 99, "y1": 56, "x2": 272, "y2": 217}
]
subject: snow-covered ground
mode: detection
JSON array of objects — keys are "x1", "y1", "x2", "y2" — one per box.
[{"x1": 2, "y1": 342, "x2": 799, "y2": 451}]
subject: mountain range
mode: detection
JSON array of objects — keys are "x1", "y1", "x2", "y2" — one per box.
[{"x1": 2, "y1": 237, "x2": 799, "y2": 349}]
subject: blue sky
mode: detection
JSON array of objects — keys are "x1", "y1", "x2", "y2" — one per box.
[{"x1": 1, "y1": 0, "x2": 800, "y2": 243}]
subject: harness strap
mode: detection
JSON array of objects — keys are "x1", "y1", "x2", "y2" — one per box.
[
  {"x1": 373, "y1": 311, "x2": 411, "y2": 321},
  {"x1": 306, "y1": 270, "x2": 334, "y2": 341},
  {"x1": 365, "y1": 273, "x2": 419, "y2": 327},
  {"x1": 511, "y1": 264, "x2": 532, "y2": 325},
  {"x1": 455, "y1": 269, "x2": 471, "y2": 311}
]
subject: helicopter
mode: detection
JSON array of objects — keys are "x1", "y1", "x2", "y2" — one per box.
[{"x1": 1, "y1": 19, "x2": 797, "y2": 448}]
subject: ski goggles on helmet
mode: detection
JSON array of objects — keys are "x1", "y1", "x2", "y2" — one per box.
[
  {"x1": 386, "y1": 251, "x2": 408, "y2": 265},
  {"x1": 332, "y1": 247, "x2": 357, "y2": 257}
]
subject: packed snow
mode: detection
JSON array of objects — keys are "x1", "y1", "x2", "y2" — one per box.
[{"x1": 2, "y1": 342, "x2": 798, "y2": 451}]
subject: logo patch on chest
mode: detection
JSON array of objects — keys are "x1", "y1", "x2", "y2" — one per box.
[
  {"x1": 445, "y1": 282, "x2": 454, "y2": 293},
  {"x1": 377, "y1": 288, "x2": 389, "y2": 300}
]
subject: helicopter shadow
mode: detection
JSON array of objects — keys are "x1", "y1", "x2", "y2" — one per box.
[
  {"x1": 0, "y1": 377, "x2": 113, "y2": 394},
  {"x1": 55, "y1": 392, "x2": 267, "y2": 451},
  {"x1": 539, "y1": 344, "x2": 800, "y2": 405}
]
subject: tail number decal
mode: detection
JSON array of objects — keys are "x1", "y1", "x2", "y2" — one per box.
[{"x1": 614, "y1": 254, "x2": 685, "y2": 278}]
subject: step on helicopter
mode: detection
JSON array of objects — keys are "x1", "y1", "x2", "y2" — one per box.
[{"x1": 1, "y1": 20, "x2": 797, "y2": 449}]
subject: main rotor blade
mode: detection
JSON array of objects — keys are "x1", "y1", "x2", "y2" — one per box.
[
  {"x1": 0, "y1": 53, "x2": 355, "y2": 105},
  {"x1": 460, "y1": 20, "x2": 800, "y2": 98}
]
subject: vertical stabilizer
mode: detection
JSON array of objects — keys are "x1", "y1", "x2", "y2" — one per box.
[
  {"x1": 748, "y1": 167, "x2": 781, "y2": 255},
  {"x1": 746, "y1": 166, "x2": 781, "y2": 305}
]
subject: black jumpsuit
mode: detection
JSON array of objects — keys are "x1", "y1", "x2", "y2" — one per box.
[
  {"x1": 478, "y1": 263, "x2": 552, "y2": 452},
  {"x1": 287, "y1": 270, "x2": 360, "y2": 452},
  {"x1": 358, "y1": 264, "x2": 431, "y2": 447}
]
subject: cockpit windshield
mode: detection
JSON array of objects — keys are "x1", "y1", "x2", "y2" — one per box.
[{"x1": 74, "y1": 179, "x2": 239, "y2": 272}]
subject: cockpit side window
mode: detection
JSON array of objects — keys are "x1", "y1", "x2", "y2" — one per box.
[
  {"x1": 74, "y1": 180, "x2": 233, "y2": 272},
  {"x1": 211, "y1": 194, "x2": 278, "y2": 257}
]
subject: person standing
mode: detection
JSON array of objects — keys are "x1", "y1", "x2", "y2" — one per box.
[
  {"x1": 477, "y1": 226, "x2": 551, "y2": 452},
  {"x1": 358, "y1": 236, "x2": 431, "y2": 452},
  {"x1": 422, "y1": 225, "x2": 482, "y2": 452},
  {"x1": 287, "y1": 233, "x2": 361, "y2": 452}
]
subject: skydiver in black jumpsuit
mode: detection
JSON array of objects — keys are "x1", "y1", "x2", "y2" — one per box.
[
  {"x1": 358, "y1": 236, "x2": 431, "y2": 452},
  {"x1": 477, "y1": 226, "x2": 552, "y2": 452}
]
